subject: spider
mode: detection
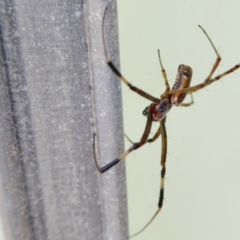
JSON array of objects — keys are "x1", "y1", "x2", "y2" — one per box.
[{"x1": 93, "y1": 6, "x2": 240, "y2": 238}]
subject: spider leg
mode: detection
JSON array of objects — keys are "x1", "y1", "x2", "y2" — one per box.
[
  {"x1": 168, "y1": 25, "x2": 240, "y2": 95},
  {"x1": 147, "y1": 122, "x2": 162, "y2": 143},
  {"x1": 125, "y1": 122, "x2": 162, "y2": 145},
  {"x1": 168, "y1": 63, "x2": 240, "y2": 95},
  {"x1": 93, "y1": 107, "x2": 153, "y2": 173},
  {"x1": 158, "y1": 50, "x2": 170, "y2": 93},
  {"x1": 198, "y1": 25, "x2": 221, "y2": 82},
  {"x1": 124, "y1": 133, "x2": 135, "y2": 145},
  {"x1": 130, "y1": 117, "x2": 167, "y2": 238},
  {"x1": 180, "y1": 94, "x2": 194, "y2": 107},
  {"x1": 102, "y1": 7, "x2": 158, "y2": 103}
]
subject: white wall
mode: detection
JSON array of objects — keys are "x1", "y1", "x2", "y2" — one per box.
[{"x1": 118, "y1": 1, "x2": 240, "y2": 240}]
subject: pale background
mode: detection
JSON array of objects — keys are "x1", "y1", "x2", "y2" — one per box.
[
  {"x1": 118, "y1": 0, "x2": 240, "y2": 240},
  {"x1": 0, "y1": 1, "x2": 240, "y2": 240}
]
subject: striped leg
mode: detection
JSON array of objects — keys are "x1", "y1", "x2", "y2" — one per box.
[
  {"x1": 130, "y1": 117, "x2": 167, "y2": 238},
  {"x1": 158, "y1": 49, "x2": 170, "y2": 93},
  {"x1": 168, "y1": 63, "x2": 240, "y2": 95},
  {"x1": 147, "y1": 123, "x2": 162, "y2": 143},
  {"x1": 102, "y1": 7, "x2": 158, "y2": 103},
  {"x1": 125, "y1": 122, "x2": 162, "y2": 145},
  {"x1": 198, "y1": 25, "x2": 221, "y2": 83},
  {"x1": 168, "y1": 25, "x2": 240, "y2": 96},
  {"x1": 93, "y1": 107, "x2": 153, "y2": 173}
]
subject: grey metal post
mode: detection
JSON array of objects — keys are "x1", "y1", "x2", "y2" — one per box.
[{"x1": 0, "y1": 1, "x2": 128, "y2": 240}]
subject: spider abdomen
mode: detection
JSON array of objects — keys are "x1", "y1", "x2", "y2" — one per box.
[{"x1": 171, "y1": 64, "x2": 193, "y2": 105}]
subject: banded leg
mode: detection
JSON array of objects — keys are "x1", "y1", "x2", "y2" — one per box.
[
  {"x1": 168, "y1": 63, "x2": 240, "y2": 95},
  {"x1": 198, "y1": 25, "x2": 221, "y2": 83},
  {"x1": 125, "y1": 122, "x2": 162, "y2": 145},
  {"x1": 147, "y1": 123, "x2": 162, "y2": 143},
  {"x1": 168, "y1": 25, "x2": 240, "y2": 95},
  {"x1": 102, "y1": 7, "x2": 158, "y2": 103},
  {"x1": 158, "y1": 50, "x2": 170, "y2": 95},
  {"x1": 130, "y1": 117, "x2": 167, "y2": 238},
  {"x1": 93, "y1": 107, "x2": 153, "y2": 173}
]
